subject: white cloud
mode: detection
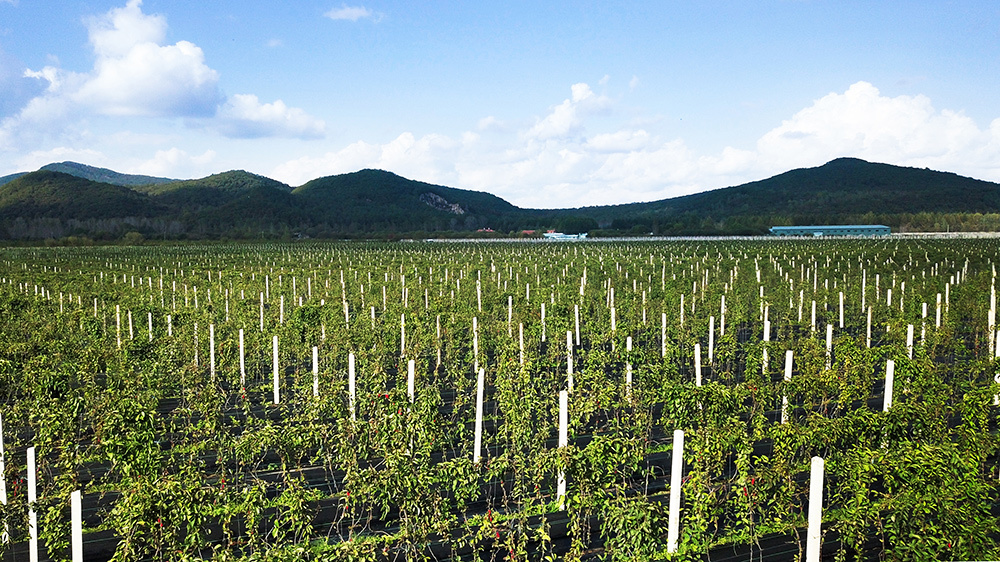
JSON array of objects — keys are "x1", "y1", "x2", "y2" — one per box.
[
  {"x1": 325, "y1": 5, "x2": 374, "y2": 21},
  {"x1": 266, "y1": 38, "x2": 283, "y2": 48},
  {"x1": 215, "y1": 94, "x2": 326, "y2": 139},
  {"x1": 15, "y1": 147, "x2": 106, "y2": 172},
  {"x1": 273, "y1": 79, "x2": 1000, "y2": 208},
  {"x1": 629, "y1": 75, "x2": 640, "y2": 90},
  {"x1": 0, "y1": 0, "x2": 325, "y2": 157},
  {"x1": 77, "y1": 41, "x2": 221, "y2": 117},
  {"x1": 584, "y1": 129, "x2": 651, "y2": 153},
  {"x1": 525, "y1": 83, "x2": 611, "y2": 141},
  {"x1": 273, "y1": 132, "x2": 457, "y2": 186},
  {"x1": 86, "y1": 0, "x2": 165, "y2": 59},
  {"x1": 755, "y1": 81, "x2": 1000, "y2": 178},
  {"x1": 72, "y1": 0, "x2": 222, "y2": 117},
  {"x1": 476, "y1": 116, "x2": 505, "y2": 132},
  {"x1": 134, "y1": 147, "x2": 216, "y2": 178}
]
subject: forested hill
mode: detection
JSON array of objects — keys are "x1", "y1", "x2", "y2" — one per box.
[
  {"x1": 0, "y1": 158, "x2": 999, "y2": 240},
  {"x1": 567, "y1": 158, "x2": 1000, "y2": 234}
]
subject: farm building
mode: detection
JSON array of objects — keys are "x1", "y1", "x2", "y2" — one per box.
[{"x1": 769, "y1": 225, "x2": 890, "y2": 237}]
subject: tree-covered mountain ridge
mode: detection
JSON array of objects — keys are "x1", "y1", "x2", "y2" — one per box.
[{"x1": 1, "y1": 157, "x2": 999, "y2": 240}]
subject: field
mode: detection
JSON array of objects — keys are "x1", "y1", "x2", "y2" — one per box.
[{"x1": 0, "y1": 239, "x2": 998, "y2": 561}]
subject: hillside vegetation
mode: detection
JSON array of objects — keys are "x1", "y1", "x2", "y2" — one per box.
[{"x1": 0, "y1": 158, "x2": 999, "y2": 240}]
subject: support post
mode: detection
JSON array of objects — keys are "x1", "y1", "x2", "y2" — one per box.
[
  {"x1": 667, "y1": 429, "x2": 684, "y2": 553},
  {"x1": 474, "y1": 368, "x2": 485, "y2": 464},
  {"x1": 806, "y1": 457, "x2": 825, "y2": 562}
]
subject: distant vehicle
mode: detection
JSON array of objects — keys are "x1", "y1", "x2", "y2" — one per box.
[{"x1": 543, "y1": 232, "x2": 588, "y2": 240}]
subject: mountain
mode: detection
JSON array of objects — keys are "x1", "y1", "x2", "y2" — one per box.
[
  {"x1": 293, "y1": 169, "x2": 525, "y2": 232},
  {"x1": 565, "y1": 158, "x2": 1000, "y2": 234},
  {"x1": 0, "y1": 161, "x2": 177, "y2": 190},
  {"x1": 39, "y1": 161, "x2": 176, "y2": 187},
  {"x1": 0, "y1": 172, "x2": 27, "y2": 186},
  {"x1": 0, "y1": 171, "x2": 164, "y2": 219},
  {"x1": 1, "y1": 157, "x2": 999, "y2": 240}
]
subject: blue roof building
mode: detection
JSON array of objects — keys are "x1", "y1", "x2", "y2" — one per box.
[{"x1": 769, "y1": 225, "x2": 890, "y2": 237}]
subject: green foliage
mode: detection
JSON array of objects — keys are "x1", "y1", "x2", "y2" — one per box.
[{"x1": 0, "y1": 239, "x2": 998, "y2": 562}]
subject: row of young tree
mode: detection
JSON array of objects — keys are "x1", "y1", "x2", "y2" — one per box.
[{"x1": 0, "y1": 238, "x2": 997, "y2": 560}]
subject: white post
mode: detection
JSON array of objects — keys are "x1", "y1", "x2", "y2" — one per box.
[
  {"x1": 209, "y1": 324, "x2": 215, "y2": 380},
  {"x1": 838, "y1": 291, "x2": 844, "y2": 329},
  {"x1": 28, "y1": 446, "x2": 37, "y2": 562},
  {"x1": 762, "y1": 319, "x2": 771, "y2": 374},
  {"x1": 625, "y1": 336, "x2": 633, "y2": 400},
  {"x1": 147, "y1": 312, "x2": 153, "y2": 342},
  {"x1": 661, "y1": 312, "x2": 667, "y2": 358},
  {"x1": 473, "y1": 316, "x2": 479, "y2": 373},
  {"x1": 906, "y1": 324, "x2": 914, "y2": 359},
  {"x1": 401, "y1": 313, "x2": 406, "y2": 357},
  {"x1": 116, "y1": 305, "x2": 121, "y2": 348},
  {"x1": 708, "y1": 315, "x2": 715, "y2": 364},
  {"x1": 866, "y1": 306, "x2": 872, "y2": 348},
  {"x1": 806, "y1": 456, "x2": 825, "y2": 562},
  {"x1": 720, "y1": 295, "x2": 726, "y2": 336},
  {"x1": 825, "y1": 324, "x2": 833, "y2": 370},
  {"x1": 239, "y1": 329, "x2": 245, "y2": 388},
  {"x1": 667, "y1": 429, "x2": 684, "y2": 553},
  {"x1": 259, "y1": 292, "x2": 264, "y2": 332},
  {"x1": 272, "y1": 336, "x2": 280, "y2": 404},
  {"x1": 280, "y1": 295, "x2": 284, "y2": 325},
  {"x1": 474, "y1": 368, "x2": 485, "y2": 464},
  {"x1": 883, "y1": 359, "x2": 895, "y2": 412},
  {"x1": 349, "y1": 352, "x2": 356, "y2": 421},
  {"x1": 566, "y1": 330, "x2": 574, "y2": 392},
  {"x1": 680, "y1": 294, "x2": 685, "y2": 327},
  {"x1": 71, "y1": 489, "x2": 82, "y2": 562},
  {"x1": 312, "y1": 346, "x2": 319, "y2": 398},
  {"x1": 541, "y1": 302, "x2": 546, "y2": 342},
  {"x1": 694, "y1": 343, "x2": 702, "y2": 386},
  {"x1": 407, "y1": 359, "x2": 415, "y2": 403},
  {"x1": 782, "y1": 350, "x2": 793, "y2": 424},
  {"x1": 575, "y1": 304, "x2": 581, "y2": 346},
  {"x1": 936, "y1": 293, "x2": 942, "y2": 328},
  {"x1": 557, "y1": 390, "x2": 568, "y2": 509},
  {"x1": 167, "y1": 314, "x2": 172, "y2": 337}
]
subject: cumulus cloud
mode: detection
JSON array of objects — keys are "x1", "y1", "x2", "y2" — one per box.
[
  {"x1": 77, "y1": 41, "x2": 220, "y2": 117},
  {"x1": 14, "y1": 147, "x2": 106, "y2": 173},
  {"x1": 0, "y1": 0, "x2": 326, "y2": 161},
  {"x1": 274, "y1": 132, "x2": 458, "y2": 186},
  {"x1": 755, "y1": 81, "x2": 1000, "y2": 177},
  {"x1": 75, "y1": 0, "x2": 221, "y2": 117},
  {"x1": 325, "y1": 5, "x2": 374, "y2": 21},
  {"x1": 86, "y1": 0, "x2": 166, "y2": 59},
  {"x1": 0, "y1": 48, "x2": 46, "y2": 117},
  {"x1": 215, "y1": 94, "x2": 326, "y2": 139},
  {"x1": 134, "y1": 147, "x2": 216, "y2": 177},
  {"x1": 273, "y1": 79, "x2": 1000, "y2": 208},
  {"x1": 525, "y1": 83, "x2": 612, "y2": 141}
]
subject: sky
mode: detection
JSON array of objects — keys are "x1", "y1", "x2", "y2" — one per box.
[{"x1": 1, "y1": 1, "x2": 999, "y2": 208}]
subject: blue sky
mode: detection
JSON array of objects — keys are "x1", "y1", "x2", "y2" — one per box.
[{"x1": 1, "y1": 1, "x2": 998, "y2": 207}]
